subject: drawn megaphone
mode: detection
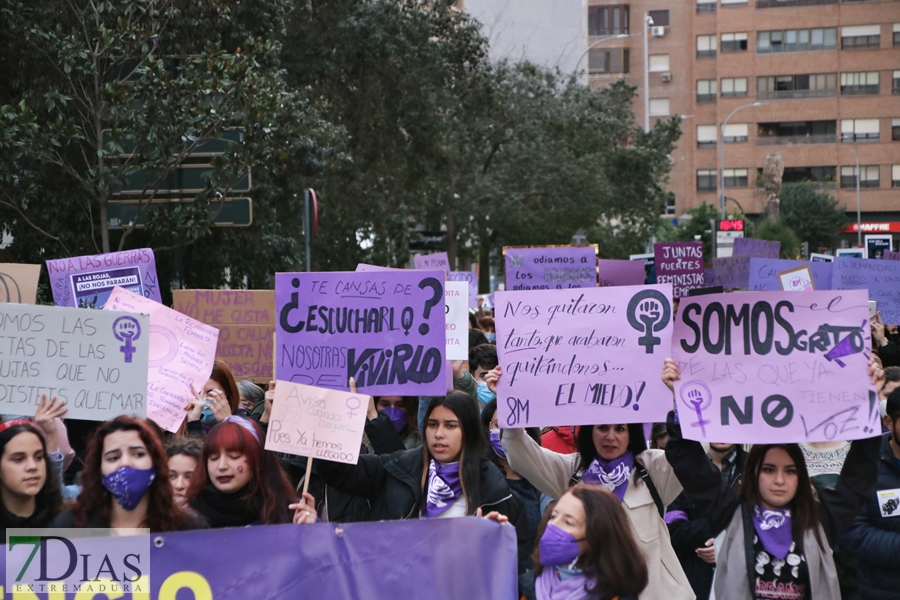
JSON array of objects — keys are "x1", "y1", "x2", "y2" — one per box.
[{"x1": 824, "y1": 320, "x2": 867, "y2": 368}]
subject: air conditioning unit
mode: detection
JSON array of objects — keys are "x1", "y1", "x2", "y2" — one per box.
[
  {"x1": 651, "y1": 26, "x2": 666, "y2": 37},
  {"x1": 660, "y1": 72, "x2": 672, "y2": 83}
]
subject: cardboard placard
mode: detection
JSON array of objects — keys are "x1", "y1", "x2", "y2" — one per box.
[
  {"x1": 711, "y1": 255, "x2": 751, "y2": 289},
  {"x1": 413, "y1": 252, "x2": 451, "y2": 274},
  {"x1": 748, "y1": 259, "x2": 833, "y2": 291},
  {"x1": 598, "y1": 260, "x2": 645, "y2": 287},
  {"x1": 0, "y1": 264, "x2": 41, "y2": 304},
  {"x1": 732, "y1": 237, "x2": 781, "y2": 259},
  {"x1": 504, "y1": 246, "x2": 598, "y2": 291},
  {"x1": 654, "y1": 242, "x2": 704, "y2": 298},
  {"x1": 444, "y1": 281, "x2": 469, "y2": 360},
  {"x1": 778, "y1": 265, "x2": 815, "y2": 291},
  {"x1": 832, "y1": 257, "x2": 900, "y2": 325},
  {"x1": 46, "y1": 249, "x2": 162, "y2": 309},
  {"x1": 449, "y1": 271, "x2": 478, "y2": 309}
]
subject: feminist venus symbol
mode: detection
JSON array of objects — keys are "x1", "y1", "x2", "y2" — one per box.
[
  {"x1": 112, "y1": 316, "x2": 142, "y2": 363},
  {"x1": 679, "y1": 380, "x2": 712, "y2": 437}
]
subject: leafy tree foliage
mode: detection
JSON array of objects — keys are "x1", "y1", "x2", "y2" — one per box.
[{"x1": 774, "y1": 182, "x2": 850, "y2": 253}]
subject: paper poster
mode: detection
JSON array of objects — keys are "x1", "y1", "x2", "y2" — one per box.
[
  {"x1": 173, "y1": 290, "x2": 274, "y2": 383},
  {"x1": 711, "y1": 255, "x2": 751, "y2": 289},
  {"x1": 449, "y1": 271, "x2": 478, "y2": 309},
  {"x1": 732, "y1": 237, "x2": 781, "y2": 259},
  {"x1": 494, "y1": 284, "x2": 674, "y2": 428},
  {"x1": 654, "y1": 242, "x2": 704, "y2": 298},
  {"x1": 0, "y1": 264, "x2": 41, "y2": 304},
  {"x1": 444, "y1": 281, "x2": 469, "y2": 360},
  {"x1": 672, "y1": 290, "x2": 877, "y2": 443},
  {"x1": 704, "y1": 268, "x2": 716, "y2": 286},
  {"x1": 264, "y1": 380, "x2": 369, "y2": 464},
  {"x1": 832, "y1": 257, "x2": 900, "y2": 325},
  {"x1": 105, "y1": 287, "x2": 219, "y2": 432},
  {"x1": 504, "y1": 246, "x2": 597, "y2": 291},
  {"x1": 810, "y1": 253, "x2": 834, "y2": 263},
  {"x1": 885, "y1": 250, "x2": 900, "y2": 261},
  {"x1": 865, "y1": 235, "x2": 892, "y2": 260},
  {"x1": 748, "y1": 259, "x2": 833, "y2": 291},
  {"x1": 836, "y1": 248, "x2": 865, "y2": 259},
  {"x1": 598, "y1": 260, "x2": 647, "y2": 287},
  {"x1": 275, "y1": 270, "x2": 447, "y2": 396},
  {"x1": 0, "y1": 303, "x2": 149, "y2": 421},
  {"x1": 413, "y1": 252, "x2": 451, "y2": 274},
  {"x1": 778, "y1": 266, "x2": 815, "y2": 291},
  {"x1": 877, "y1": 488, "x2": 900, "y2": 518},
  {"x1": 46, "y1": 249, "x2": 162, "y2": 309}
]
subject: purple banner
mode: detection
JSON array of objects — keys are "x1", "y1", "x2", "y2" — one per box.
[
  {"x1": 276, "y1": 271, "x2": 447, "y2": 395},
  {"x1": 710, "y1": 255, "x2": 751, "y2": 289},
  {"x1": 654, "y1": 242, "x2": 704, "y2": 298},
  {"x1": 884, "y1": 250, "x2": 900, "y2": 261},
  {"x1": 449, "y1": 271, "x2": 478, "y2": 309},
  {"x1": 673, "y1": 290, "x2": 877, "y2": 443},
  {"x1": 598, "y1": 260, "x2": 645, "y2": 287},
  {"x1": 504, "y1": 246, "x2": 597, "y2": 291},
  {"x1": 414, "y1": 252, "x2": 450, "y2": 274},
  {"x1": 747, "y1": 258, "x2": 833, "y2": 291},
  {"x1": 732, "y1": 237, "x2": 781, "y2": 259},
  {"x1": 46, "y1": 249, "x2": 162, "y2": 309},
  {"x1": 495, "y1": 284, "x2": 674, "y2": 428},
  {"x1": 832, "y1": 257, "x2": 900, "y2": 325}
]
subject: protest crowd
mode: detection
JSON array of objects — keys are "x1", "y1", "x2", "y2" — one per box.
[{"x1": 0, "y1": 244, "x2": 899, "y2": 600}]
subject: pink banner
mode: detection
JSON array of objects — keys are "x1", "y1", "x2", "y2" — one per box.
[
  {"x1": 672, "y1": 290, "x2": 877, "y2": 443},
  {"x1": 495, "y1": 284, "x2": 674, "y2": 428}
]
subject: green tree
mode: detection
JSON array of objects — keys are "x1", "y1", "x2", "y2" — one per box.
[
  {"x1": 755, "y1": 219, "x2": 801, "y2": 259},
  {"x1": 775, "y1": 182, "x2": 850, "y2": 253}
]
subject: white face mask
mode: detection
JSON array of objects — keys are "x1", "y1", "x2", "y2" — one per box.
[{"x1": 880, "y1": 399, "x2": 888, "y2": 417}]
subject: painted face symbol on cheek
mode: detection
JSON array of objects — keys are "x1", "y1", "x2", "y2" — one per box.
[{"x1": 237, "y1": 465, "x2": 244, "y2": 473}]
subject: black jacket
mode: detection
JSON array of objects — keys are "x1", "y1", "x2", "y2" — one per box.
[{"x1": 842, "y1": 433, "x2": 900, "y2": 600}]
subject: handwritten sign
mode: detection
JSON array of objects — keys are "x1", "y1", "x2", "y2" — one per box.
[
  {"x1": 778, "y1": 266, "x2": 815, "y2": 291},
  {"x1": 598, "y1": 260, "x2": 645, "y2": 287},
  {"x1": 0, "y1": 303, "x2": 149, "y2": 421},
  {"x1": 832, "y1": 257, "x2": 900, "y2": 325},
  {"x1": 275, "y1": 271, "x2": 447, "y2": 395},
  {"x1": 105, "y1": 287, "x2": 219, "y2": 432},
  {"x1": 810, "y1": 253, "x2": 834, "y2": 263},
  {"x1": 504, "y1": 246, "x2": 597, "y2": 291},
  {"x1": 494, "y1": 284, "x2": 674, "y2": 428},
  {"x1": 445, "y1": 281, "x2": 469, "y2": 360},
  {"x1": 748, "y1": 259, "x2": 833, "y2": 291},
  {"x1": 173, "y1": 290, "x2": 274, "y2": 383},
  {"x1": 885, "y1": 250, "x2": 900, "y2": 261},
  {"x1": 413, "y1": 252, "x2": 450, "y2": 274},
  {"x1": 264, "y1": 381, "x2": 369, "y2": 464},
  {"x1": 0, "y1": 264, "x2": 41, "y2": 304},
  {"x1": 355, "y1": 264, "x2": 394, "y2": 272},
  {"x1": 672, "y1": 290, "x2": 877, "y2": 443},
  {"x1": 654, "y1": 242, "x2": 704, "y2": 298},
  {"x1": 711, "y1": 255, "x2": 750, "y2": 289},
  {"x1": 449, "y1": 271, "x2": 478, "y2": 309},
  {"x1": 47, "y1": 249, "x2": 162, "y2": 309},
  {"x1": 732, "y1": 237, "x2": 781, "y2": 259}
]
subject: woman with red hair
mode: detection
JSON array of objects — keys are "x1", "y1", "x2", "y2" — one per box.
[
  {"x1": 186, "y1": 416, "x2": 316, "y2": 527},
  {"x1": 51, "y1": 416, "x2": 204, "y2": 532}
]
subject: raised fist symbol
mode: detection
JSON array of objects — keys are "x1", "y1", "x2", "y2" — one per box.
[{"x1": 639, "y1": 299, "x2": 661, "y2": 326}]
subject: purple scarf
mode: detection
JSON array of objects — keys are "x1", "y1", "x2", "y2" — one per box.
[
  {"x1": 536, "y1": 567, "x2": 601, "y2": 600},
  {"x1": 752, "y1": 505, "x2": 793, "y2": 560},
  {"x1": 422, "y1": 460, "x2": 462, "y2": 518},
  {"x1": 581, "y1": 451, "x2": 634, "y2": 502}
]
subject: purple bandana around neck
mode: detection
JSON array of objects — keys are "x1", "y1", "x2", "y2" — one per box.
[
  {"x1": 752, "y1": 505, "x2": 793, "y2": 560},
  {"x1": 422, "y1": 460, "x2": 463, "y2": 518},
  {"x1": 535, "y1": 567, "x2": 601, "y2": 600},
  {"x1": 581, "y1": 451, "x2": 634, "y2": 502}
]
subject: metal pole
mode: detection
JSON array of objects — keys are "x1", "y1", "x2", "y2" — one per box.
[
  {"x1": 855, "y1": 143, "x2": 861, "y2": 247},
  {"x1": 304, "y1": 191, "x2": 311, "y2": 272},
  {"x1": 719, "y1": 102, "x2": 762, "y2": 219},
  {"x1": 643, "y1": 14, "x2": 651, "y2": 133},
  {"x1": 575, "y1": 34, "x2": 634, "y2": 80}
]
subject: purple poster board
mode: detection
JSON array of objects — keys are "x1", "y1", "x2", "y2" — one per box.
[
  {"x1": 704, "y1": 268, "x2": 716, "y2": 287},
  {"x1": 449, "y1": 271, "x2": 478, "y2": 309},
  {"x1": 884, "y1": 250, "x2": 900, "y2": 261},
  {"x1": 832, "y1": 257, "x2": 900, "y2": 325},
  {"x1": 747, "y1": 258, "x2": 833, "y2": 291},
  {"x1": 598, "y1": 259, "x2": 646, "y2": 287},
  {"x1": 711, "y1": 255, "x2": 751, "y2": 289},
  {"x1": 355, "y1": 263, "x2": 395, "y2": 272},
  {"x1": 275, "y1": 270, "x2": 447, "y2": 395},
  {"x1": 673, "y1": 290, "x2": 876, "y2": 443},
  {"x1": 732, "y1": 237, "x2": 781, "y2": 259},
  {"x1": 46, "y1": 248, "x2": 162, "y2": 309},
  {"x1": 494, "y1": 284, "x2": 674, "y2": 428},
  {"x1": 654, "y1": 242, "x2": 704, "y2": 298},
  {"x1": 505, "y1": 246, "x2": 597, "y2": 291},
  {"x1": 413, "y1": 252, "x2": 450, "y2": 274}
]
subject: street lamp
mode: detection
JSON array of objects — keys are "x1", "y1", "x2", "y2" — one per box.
[
  {"x1": 719, "y1": 102, "x2": 762, "y2": 219},
  {"x1": 854, "y1": 143, "x2": 861, "y2": 247},
  {"x1": 575, "y1": 34, "x2": 636, "y2": 80},
  {"x1": 643, "y1": 14, "x2": 653, "y2": 133}
]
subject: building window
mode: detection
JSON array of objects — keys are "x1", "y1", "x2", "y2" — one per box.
[
  {"x1": 721, "y1": 0, "x2": 749, "y2": 6},
  {"x1": 757, "y1": 120, "x2": 836, "y2": 145},
  {"x1": 757, "y1": 28, "x2": 837, "y2": 53},
  {"x1": 697, "y1": 170, "x2": 717, "y2": 192},
  {"x1": 721, "y1": 32, "x2": 749, "y2": 52},
  {"x1": 649, "y1": 98, "x2": 670, "y2": 116},
  {"x1": 697, "y1": 125, "x2": 718, "y2": 148},
  {"x1": 893, "y1": 166, "x2": 900, "y2": 188},
  {"x1": 840, "y1": 71, "x2": 879, "y2": 96},
  {"x1": 781, "y1": 166, "x2": 836, "y2": 183},
  {"x1": 724, "y1": 168, "x2": 749, "y2": 188},
  {"x1": 894, "y1": 24, "x2": 900, "y2": 47},
  {"x1": 665, "y1": 195, "x2": 676, "y2": 215},
  {"x1": 757, "y1": 0, "x2": 837, "y2": 8},
  {"x1": 841, "y1": 119, "x2": 880, "y2": 142},
  {"x1": 588, "y1": 48, "x2": 630, "y2": 74},
  {"x1": 723, "y1": 123, "x2": 749, "y2": 143},
  {"x1": 697, "y1": 80, "x2": 717, "y2": 103},
  {"x1": 893, "y1": 118, "x2": 900, "y2": 141},
  {"x1": 648, "y1": 10, "x2": 670, "y2": 26},
  {"x1": 697, "y1": 0, "x2": 716, "y2": 13},
  {"x1": 588, "y1": 5, "x2": 629, "y2": 36},
  {"x1": 840, "y1": 165, "x2": 880, "y2": 188},
  {"x1": 758, "y1": 73, "x2": 837, "y2": 99},
  {"x1": 697, "y1": 35, "x2": 717, "y2": 58},
  {"x1": 894, "y1": 70, "x2": 900, "y2": 94},
  {"x1": 721, "y1": 77, "x2": 748, "y2": 97},
  {"x1": 841, "y1": 25, "x2": 881, "y2": 49},
  {"x1": 649, "y1": 54, "x2": 670, "y2": 72}
]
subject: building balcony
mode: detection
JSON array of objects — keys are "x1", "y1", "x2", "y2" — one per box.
[
  {"x1": 756, "y1": 133, "x2": 836, "y2": 145},
  {"x1": 757, "y1": 0, "x2": 837, "y2": 7},
  {"x1": 757, "y1": 89, "x2": 836, "y2": 100}
]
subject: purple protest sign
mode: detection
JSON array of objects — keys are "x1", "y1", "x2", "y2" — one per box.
[
  {"x1": 598, "y1": 260, "x2": 645, "y2": 287},
  {"x1": 704, "y1": 268, "x2": 716, "y2": 287},
  {"x1": 275, "y1": 271, "x2": 447, "y2": 395},
  {"x1": 413, "y1": 252, "x2": 450, "y2": 274},
  {"x1": 355, "y1": 263, "x2": 395, "y2": 272},
  {"x1": 504, "y1": 246, "x2": 597, "y2": 291},
  {"x1": 884, "y1": 250, "x2": 900, "y2": 261},
  {"x1": 495, "y1": 284, "x2": 674, "y2": 428},
  {"x1": 748, "y1": 258, "x2": 833, "y2": 291},
  {"x1": 732, "y1": 237, "x2": 781, "y2": 259},
  {"x1": 711, "y1": 255, "x2": 750, "y2": 289},
  {"x1": 449, "y1": 271, "x2": 478, "y2": 309},
  {"x1": 654, "y1": 242, "x2": 704, "y2": 298},
  {"x1": 832, "y1": 257, "x2": 900, "y2": 325},
  {"x1": 46, "y1": 248, "x2": 162, "y2": 309},
  {"x1": 673, "y1": 290, "x2": 877, "y2": 443}
]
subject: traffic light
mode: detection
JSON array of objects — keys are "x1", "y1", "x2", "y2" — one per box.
[{"x1": 801, "y1": 242, "x2": 809, "y2": 260}]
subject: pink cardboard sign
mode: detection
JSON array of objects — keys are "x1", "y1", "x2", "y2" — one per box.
[
  {"x1": 264, "y1": 380, "x2": 369, "y2": 464},
  {"x1": 597, "y1": 260, "x2": 645, "y2": 287},
  {"x1": 494, "y1": 284, "x2": 674, "y2": 428},
  {"x1": 672, "y1": 290, "x2": 877, "y2": 444},
  {"x1": 104, "y1": 286, "x2": 220, "y2": 432},
  {"x1": 413, "y1": 252, "x2": 451, "y2": 274}
]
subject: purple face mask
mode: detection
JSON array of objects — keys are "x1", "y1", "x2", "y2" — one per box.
[
  {"x1": 490, "y1": 430, "x2": 506, "y2": 459},
  {"x1": 539, "y1": 523, "x2": 583, "y2": 567},
  {"x1": 382, "y1": 407, "x2": 408, "y2": 433},
  {"x1": 102, "y1": 466, "x2": 156, "y2": 510}
]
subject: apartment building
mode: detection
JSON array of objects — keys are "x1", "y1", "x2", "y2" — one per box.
[{"x1": 586, "y1": 0, "x2": 900, "y2": 236}]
